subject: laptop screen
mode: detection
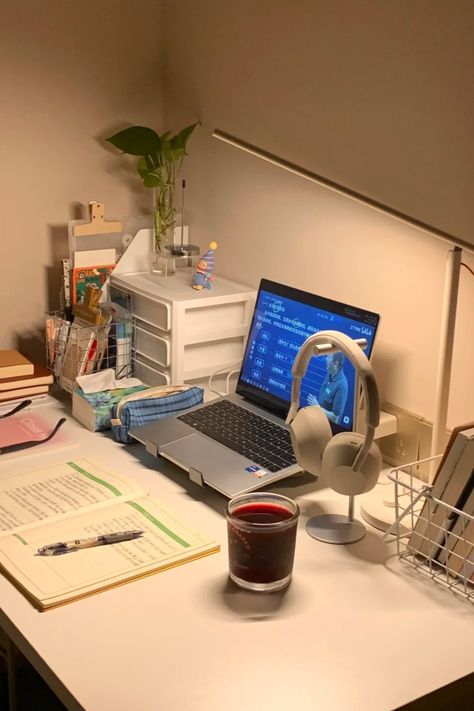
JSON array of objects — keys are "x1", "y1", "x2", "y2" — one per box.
[{"x1": 236, "y1": 279, "x2": 380, "y2": 434}]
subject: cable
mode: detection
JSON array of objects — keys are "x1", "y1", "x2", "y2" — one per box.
[
  {"x1": 208, "y1": 360, "x2": 242, "y2": 397},
  {"x1": 461, "y1": 262, "x2": 474, "y2": 277},
  {"x1": 225, "y1": 369, "x2": 240, "y2": 394}
]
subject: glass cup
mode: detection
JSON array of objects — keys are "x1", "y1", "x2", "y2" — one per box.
[{"x1": 226, "y1": 492, "x2": 300, "y2": 592}]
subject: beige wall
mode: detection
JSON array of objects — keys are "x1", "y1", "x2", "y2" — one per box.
[
  {"x1": 162, "y1": 0, "x2": 474, "y2": 426},
  {"x1": 1, "y1": 1, "x2": 472, "y2": 427},
  {"x1": 0, "y1": 0, "x2": 164, "y2": 359}
]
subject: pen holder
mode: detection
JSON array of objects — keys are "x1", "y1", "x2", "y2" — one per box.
[{"x1": 45, "y1": 311, "x2": 134, "y2": 393}]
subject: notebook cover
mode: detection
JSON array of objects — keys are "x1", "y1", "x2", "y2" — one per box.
[
  {"x1": 0, "y1": 411, "x2": 65, "y2": 449},
  {"x1": 72, "y1": 265, "x2": 115, "y2": 305}
]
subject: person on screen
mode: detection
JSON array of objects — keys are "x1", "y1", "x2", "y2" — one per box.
[{"x1": 307, "y1": 352, "x2": 348, "y2": 424}]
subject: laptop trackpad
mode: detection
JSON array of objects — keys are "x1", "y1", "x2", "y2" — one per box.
[
  {"x1": 160, "y1": 434, "x2": 230, "y2": 475},
  {"x1": 161, "y1": 434, "x2": 263, "y2": 495}
]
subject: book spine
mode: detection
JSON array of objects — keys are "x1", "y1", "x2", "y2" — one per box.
[
  {"x1": 438, "y1": 465, "x2": 474, "y2": 567},
  {"x1": 54, "y1": 320, "x2": 71, "y2": 378},
  {"x1": 61, "y1": 259, "x2": 71, "y2": 309}
]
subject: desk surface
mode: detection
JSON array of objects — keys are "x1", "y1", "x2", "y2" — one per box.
[{"x1": 0, "y1": 398, "x2": 473, "y2": 711}]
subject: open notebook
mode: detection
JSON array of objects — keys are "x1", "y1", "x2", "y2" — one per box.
[{"x1": 0, "y1": 459, "x2": 219, "y2": 610}]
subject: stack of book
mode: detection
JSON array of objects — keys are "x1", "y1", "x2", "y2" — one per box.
[
  {"x1": 0, "y1": 350, "x2": 53, "y2": 403},
  {"x1": 408, "y1": 421, "x2": 474, "y2": 584}
]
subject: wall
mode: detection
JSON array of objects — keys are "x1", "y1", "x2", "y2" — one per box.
[
  {"x1": 162, "y1": 0, "x2": 474, "y2": 427},
  {"x1": 0, "y1": 0, "x2": 164, "y2": 359}
]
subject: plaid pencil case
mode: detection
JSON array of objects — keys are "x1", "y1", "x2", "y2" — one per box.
[{"x1": 110, "y1": 384, "x2": 204, "y2": 444}]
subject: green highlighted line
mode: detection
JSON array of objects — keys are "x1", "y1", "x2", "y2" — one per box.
[
  {"x1": 67, "y1": 462, "x2": 122, "y2": 497},
  {"x1": 126, "y1": 502, "x2": 190, "y2": 547}
]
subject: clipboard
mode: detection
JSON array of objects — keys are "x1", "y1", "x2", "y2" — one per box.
[{"x1": 73, "y1": 201, "x2": 122, "y2": 237}]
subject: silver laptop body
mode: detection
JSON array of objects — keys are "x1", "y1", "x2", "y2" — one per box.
[{"x1": 131, "y1": 279, "x2": 380, "y2": 498}]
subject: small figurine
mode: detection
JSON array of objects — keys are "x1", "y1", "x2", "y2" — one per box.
[{"x1": 192, "y1": 241, "x2": 218, "y2": 290}]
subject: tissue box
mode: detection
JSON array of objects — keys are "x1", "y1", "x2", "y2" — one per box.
[{"x1": 72, "y1": 385, "x2": 149, "y2": 432}]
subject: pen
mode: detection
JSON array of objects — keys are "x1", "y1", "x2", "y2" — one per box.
[{"x1": 37, "y1": 530, "x2": 144, "y2": 556}]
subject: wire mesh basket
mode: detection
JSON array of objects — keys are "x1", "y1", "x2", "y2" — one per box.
[
  {"x1": 45, "y1": 311, "x2": 134, "y2": 393},
  {"x1": 386, "y1": 456, "x2": 474, "y2": 602}
]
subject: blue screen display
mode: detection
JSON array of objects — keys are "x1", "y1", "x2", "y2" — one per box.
[{"x1": 238, "y1": 281, "x2": 379, "y2": 432}]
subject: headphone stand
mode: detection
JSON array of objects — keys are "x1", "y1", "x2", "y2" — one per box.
[{"x1": 306, "y1": 496, "x2": 366, "y2": 544}]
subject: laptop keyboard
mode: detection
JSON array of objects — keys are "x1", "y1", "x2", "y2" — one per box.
[{"x1": 178, "y1": 400, "x2": 297, "y2": 473}]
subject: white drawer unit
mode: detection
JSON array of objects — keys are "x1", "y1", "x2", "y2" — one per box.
[
  {"x1": 134, "y1": 354, "x2": 171, "y2": 386},
  {"x1": 110, "y1": 270, "x2": 256, "y2": 387},
  {"x1": 134, "y1": 320, "x2": 170, "y2": 367}
]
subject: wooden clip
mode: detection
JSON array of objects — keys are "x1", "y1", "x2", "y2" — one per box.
[
  {"x1": 73, "y1": 285, "x2": 104, "y2": 325},
  {"x1": 73, "y1": 202, "x2": 122, "y2": 237}
]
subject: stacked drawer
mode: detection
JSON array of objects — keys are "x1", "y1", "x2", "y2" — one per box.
[{"x1": 110, "y1": 271, "x2": 256, "y2": 387}]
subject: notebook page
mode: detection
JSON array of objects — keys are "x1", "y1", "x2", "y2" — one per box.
[{"x1": 0, "y1": 459, "x2": 143, "y2": 537}]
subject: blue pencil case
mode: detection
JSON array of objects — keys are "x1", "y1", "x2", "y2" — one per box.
[{"x1": 110, "y1": 385, "x2": 204, "y2": 444}]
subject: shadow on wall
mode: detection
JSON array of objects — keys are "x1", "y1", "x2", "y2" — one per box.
[{"x1": 13, "y1": 204, "x2": 83, "y2": 365}]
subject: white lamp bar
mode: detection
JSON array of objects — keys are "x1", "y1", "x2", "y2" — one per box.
[
  {"x1": 213, "y1": 128, "x2": 472, "y2": 477},
  {"x1": 213, "y1": 129, "x2": 472, "y2": 252}
]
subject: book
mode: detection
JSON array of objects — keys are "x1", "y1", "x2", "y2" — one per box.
[
  {"x1": 53, "y1": 319, "x2": 71, "y2": 377},
  {"x1": 61, "y1": 258, "x2": 71, "y2": 309},
  {"x1": 0, "y1": 384, "x2": 50, "y2": 402},
  {"x1": 408, "y1": 423, "x2": 474, "y2": 559},
  {"x1": 72, "y1": 385, "x2": 149, "y2": 431},
  {"x1": 0, "y1": 350, "x2": 34, "y2": 379},
  {"x1": 72, "y1": 264, "x2": 115, "y2": 305},
  {"x1": 0, "y1": 363, "x2": 53, "y2": 391},
  {"x1": 59, "y1": 319, "x2": 100, "y2": 390},
  {"x1": 445, "y1": 517, "x2": 474, "y2": 583},
  {"x1": 74, "y1": 248, "x2": 116, "y2": 268},
  {"x1": 436, "y1": 466, "x2": 474, "y2": 565},
  {"x1": 0, "y1": 459, "x2": 219, "y2": 610}
]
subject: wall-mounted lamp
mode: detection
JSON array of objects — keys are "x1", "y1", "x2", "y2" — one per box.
[{"x1": 212, "y1": 128, "x2": 473, "y2": 495}]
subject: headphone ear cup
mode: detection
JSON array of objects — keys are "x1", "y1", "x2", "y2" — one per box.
[
  {"x1": 289, "y1": 406, "x2": 332, "y2": 477},
  {"x1": 322, "y1": 432, "x2": 382, "y2": 496}
]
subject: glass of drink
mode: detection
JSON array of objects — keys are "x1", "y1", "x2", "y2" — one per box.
[{"x1": 226, "y1": 492, "x2": 299, "y2": 592}]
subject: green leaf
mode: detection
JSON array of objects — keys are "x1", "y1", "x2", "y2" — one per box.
[
  {"x1": 171, "y1": 122, "x2": 199, "y2": 153},
  {"x1": 160, "y1": 137, "x2": 174, "y2": 162},
  {"x1": 106, "y1": 126, "x2": 161, "y2": 156},
  {"x1": 137, "y1": 156, "x2": 151, "y2": 178},
  {"x1": 143, "y1": 173, "x2": 161, "y2": 188}
]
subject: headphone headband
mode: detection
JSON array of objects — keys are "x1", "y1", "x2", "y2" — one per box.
[{"x1": 286, "y1": 329, "x2": 379, "y2": 434}]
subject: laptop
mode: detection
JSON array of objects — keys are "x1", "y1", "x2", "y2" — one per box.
[{"x1": 131, "y1": 279, "x2": 380, "y2": 497}]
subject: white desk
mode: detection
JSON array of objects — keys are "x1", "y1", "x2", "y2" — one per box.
[{"x1": 0, "y1": 398, "x2": 473, "y2": 711}]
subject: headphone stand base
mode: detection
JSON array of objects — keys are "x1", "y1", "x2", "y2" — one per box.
[{"x1": 306, "y1": 514, "x2": 366, "y2": 544}]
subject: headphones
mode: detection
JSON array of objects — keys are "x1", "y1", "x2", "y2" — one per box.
[{"x1": 286, "y1": 330, "x2": 382, "y2": 496}]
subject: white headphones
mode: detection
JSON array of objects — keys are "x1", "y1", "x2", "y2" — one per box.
[{"x1": 286, "y1": 330, "x2": 382, "y2": 496}]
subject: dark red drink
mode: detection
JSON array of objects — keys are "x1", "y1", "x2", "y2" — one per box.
[{"x1": 226, "y1": 494, "x2": 299, "y2": 591}]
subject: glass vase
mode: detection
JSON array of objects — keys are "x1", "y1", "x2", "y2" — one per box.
[
  {"x1": 150, "y1": 244, "x2": 176, "y2": 276},
  {"x1": 150, "y1": 185, "x2": 176, "y2": 276}
]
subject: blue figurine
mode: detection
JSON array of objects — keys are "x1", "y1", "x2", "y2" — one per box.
[{"x1": 192, "y1": 241, "x2": 218, "y2": 290}]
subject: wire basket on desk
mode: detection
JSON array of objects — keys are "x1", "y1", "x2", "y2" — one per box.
[
  {"x1": 386, "y1": 456, "x2": 474, "y2": 602},
  {"x1": 45, "y1": 311, "x2": 134, "y2": 393}
]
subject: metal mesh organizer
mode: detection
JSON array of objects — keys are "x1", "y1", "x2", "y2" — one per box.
[
  {"x1": 45, "y1": 311, "x2": 134, "y2": 393},
  {"x1": 385, "y1": 456, "x2": 474, "y2": 603}
]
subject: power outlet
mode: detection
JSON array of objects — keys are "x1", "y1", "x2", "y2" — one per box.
[
  {"x1": 379, "y1": 403, "x2": 451, "y2": 481},
  {"x1": 379, "y1": 403, "x2": 424, "y2": 464}
]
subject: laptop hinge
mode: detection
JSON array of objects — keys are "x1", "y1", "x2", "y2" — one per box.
[
  {"x1": 188, "y1": 467, "x2": 204, "y2": 487},
  {"x1": 145, "y1": 442, "x2": 158, "y2": 457}
]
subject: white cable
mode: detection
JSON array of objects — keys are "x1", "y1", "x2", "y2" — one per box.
[
  {"x1": 225, "y1": 369, "x2": 240, "y2": 395},
  {"x1": 208, "y1": 360, "x2": 242, "y2": 397}
]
